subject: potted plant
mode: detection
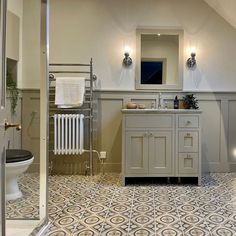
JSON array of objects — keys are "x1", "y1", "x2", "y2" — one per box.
[
  {"x1": 7, "y1": 70, "x2": 19, "y2": 114},
  {"x1": 182, "y1": 94, "x2": 199, "y2": 109}
]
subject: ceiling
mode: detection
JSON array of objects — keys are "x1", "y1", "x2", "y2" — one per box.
[{"x1": 204, "y1": 0, "x2": 236, "y2": 28}]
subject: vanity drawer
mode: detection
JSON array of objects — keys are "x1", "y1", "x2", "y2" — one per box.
[
  {"x1": 178, "y1": 153, "x2": 198, "y2": 175},
  {"x1": 178, "y1": 115, "x2": 199, "y2": 128},
  {"x1": 125, "y1": 115, "x2": 173, "y2": 128},
  {"x1": 178, "y1": 131, "x2": 198, "y2": 152}
]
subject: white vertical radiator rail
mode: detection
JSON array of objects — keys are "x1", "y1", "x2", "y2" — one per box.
[
  {"x1": 80, "y1": 115, "x2": 84, "y2": 155},
  {"x1": 54, "y1": 114, "x2": 84, "y2": 155},
  {"x1": 76, "y1": 115, "x2": 79, "y2": 154},
  {"x1": 68, "y1": 115, "x2": 71, "y2": 154},
  {"x1": 54, "y1": 115, "x2": 57, "y2": 155},
  {"x1": 72, "y1": 115, "x2": 75, "y2": 154}
]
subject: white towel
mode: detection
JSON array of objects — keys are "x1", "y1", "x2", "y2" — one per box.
[{"x1": 55, "y1": 77, "x2": 85, "y2": 108}]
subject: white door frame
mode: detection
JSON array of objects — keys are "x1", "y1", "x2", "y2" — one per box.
[{"x1": 0, "y1": 0, "x2": 7, "y2": 235}]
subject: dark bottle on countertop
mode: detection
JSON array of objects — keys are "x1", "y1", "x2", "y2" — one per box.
[{"x1": 174, "y1": 96, "x2": 179, "y2": 109}]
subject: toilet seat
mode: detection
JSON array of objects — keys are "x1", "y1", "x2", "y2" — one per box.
[{"x1": 6, "y1": 149, "x2": 33, "y2": 163}]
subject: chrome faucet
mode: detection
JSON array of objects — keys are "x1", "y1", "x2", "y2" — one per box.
[{"x1": 158, "y1": 93, "x2": 162, "y2": 109}]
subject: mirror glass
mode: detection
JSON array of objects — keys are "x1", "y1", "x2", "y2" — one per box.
[{"x1": 136, "y1": 29, "x2": 183, "y2": 90}]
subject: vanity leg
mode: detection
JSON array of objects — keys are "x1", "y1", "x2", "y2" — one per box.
[
  {"x1": 122, "y1": 176, "x2": 126, "y2": 186},
  {"x1": 198, "y1": 177, "x2": 201, "y2": 186},
  {"x1": 167, "y1": 177, "x2": 170, "y2": 184},
  {"x1": 178, "y1": 177, "x2": 181, "y2": 184}
]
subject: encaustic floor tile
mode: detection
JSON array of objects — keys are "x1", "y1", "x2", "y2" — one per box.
[{"x1": 44, "y1": 173, "x2": 236, "y2": 236}]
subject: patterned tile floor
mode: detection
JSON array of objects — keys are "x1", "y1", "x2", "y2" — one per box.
[
  {"x1": 6, "y1": 173, "x2": 40, "y2": 219},
  {"x1": 45, "y1": 173, "x2": 236, "y2": 236}
]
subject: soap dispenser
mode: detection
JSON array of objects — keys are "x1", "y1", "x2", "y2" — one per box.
[{"x1": 174, "y1": 96, "x2": 179, "y2": 109}]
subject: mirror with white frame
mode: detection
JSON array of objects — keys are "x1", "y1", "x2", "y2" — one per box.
[{"x1": 135, "y1": 28, "x2": 183, "y2": 90}]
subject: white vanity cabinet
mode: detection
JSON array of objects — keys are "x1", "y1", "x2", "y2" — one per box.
[{"x1": 122, "y1": 109, "x2": 202, "y2": 185}]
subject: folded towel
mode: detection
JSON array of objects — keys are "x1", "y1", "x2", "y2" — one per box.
[{"x1": 55, "y1": 77, "x2": 85, "y2": 108}]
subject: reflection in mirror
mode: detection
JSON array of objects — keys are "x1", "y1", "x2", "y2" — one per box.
[
  {"x1": 141, "y1": 57, "x2": 167, "y2": 84},
  {"x1": 5, "y1": 8, "x2": 40, "y2": 221},
  {"x1": 136, "y1": 29, "x2": 183, "y2": 90}
]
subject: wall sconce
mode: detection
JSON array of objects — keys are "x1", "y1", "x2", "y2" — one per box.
[
  {"x1": 123, "y1": 46, "x2": 132, "y2": 67},
  {"x1": 187, "y1": 48, "x2": 196, "y2": 68}
]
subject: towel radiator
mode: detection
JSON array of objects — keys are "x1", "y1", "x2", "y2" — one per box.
[{"x1": 48, "y1": 58, "x2": 96, "y2": 175}]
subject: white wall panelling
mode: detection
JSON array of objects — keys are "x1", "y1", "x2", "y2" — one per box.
[
  {"x1": 21, "y1": 90, "x2": 40, "y2": 172},
  {"x1": 228, "y1": 101, "x2": 236, "y2": 170},
  {"x1": 95, "y1": 91, "x2": 236, "y2": 173},
  {"x1": 21, "y1": 90, "x2": 236, "y2": 173},
  {"x1": 97, "y1": 99, "x2": 123, "y2": 172}
]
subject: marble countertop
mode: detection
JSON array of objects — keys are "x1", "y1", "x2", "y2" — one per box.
[{"x1": 121, "y1": 108, "x2": 202, "y2": 113}]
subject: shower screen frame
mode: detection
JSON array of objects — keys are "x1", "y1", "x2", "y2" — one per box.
[{"x1": 0, "y1": 0, "x2": 49, "y2": 234}]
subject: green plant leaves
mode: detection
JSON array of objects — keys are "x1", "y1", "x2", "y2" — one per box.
[
  {"x1": 182, "y1": 94, "x2": 199, "y2": 109},
  {"x1": 7, "y1": 70, "x2": 19, "y2": 114}
]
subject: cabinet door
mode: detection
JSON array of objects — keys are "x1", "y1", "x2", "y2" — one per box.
[
  {"x1": 125, "y1": 131, "x2": 149, "y2": 174},
  {"x1": 149, "y1": 131, "x2": 172, "y2": 174},
  {"x1": 179, "y1": 131, "x2": 198, "y2": 153}
]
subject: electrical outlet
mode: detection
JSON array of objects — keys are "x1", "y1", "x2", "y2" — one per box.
[{"x1": 100, "y1": 151, "x2": 107, "y2": 159}]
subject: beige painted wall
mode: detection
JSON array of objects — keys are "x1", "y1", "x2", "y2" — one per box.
[
  {"x1": 7, "y1": 0, "x2": 23, "y2": 88},
  {"x1": 22, "y1": 0, "x2": 41, "y2": 89},
  {"x1": 204, "y1": 0, "x2": 236, "y2": 28},
  {"x1": 49, "y1": 0, "x2": 236, "y2": 91},
  {"x1": 6, "y1": 11, "x2": 20, "y2": 61}
]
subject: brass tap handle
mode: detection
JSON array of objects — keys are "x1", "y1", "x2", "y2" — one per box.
[{"x1": 4, "y1": 122, "x2": 21, "y2": 131}]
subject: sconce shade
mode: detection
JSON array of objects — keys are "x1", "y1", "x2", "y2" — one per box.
[
  {"x1": 123, "y1": 52, "x2": 132, "y2": 66},
  {"x1": 187, "y1": 52, "x2": 196, "y2": 68}
]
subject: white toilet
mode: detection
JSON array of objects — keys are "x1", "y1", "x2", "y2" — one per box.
[{"x1": 6, "y1": 149, "x2": 34, "y2": 201}]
